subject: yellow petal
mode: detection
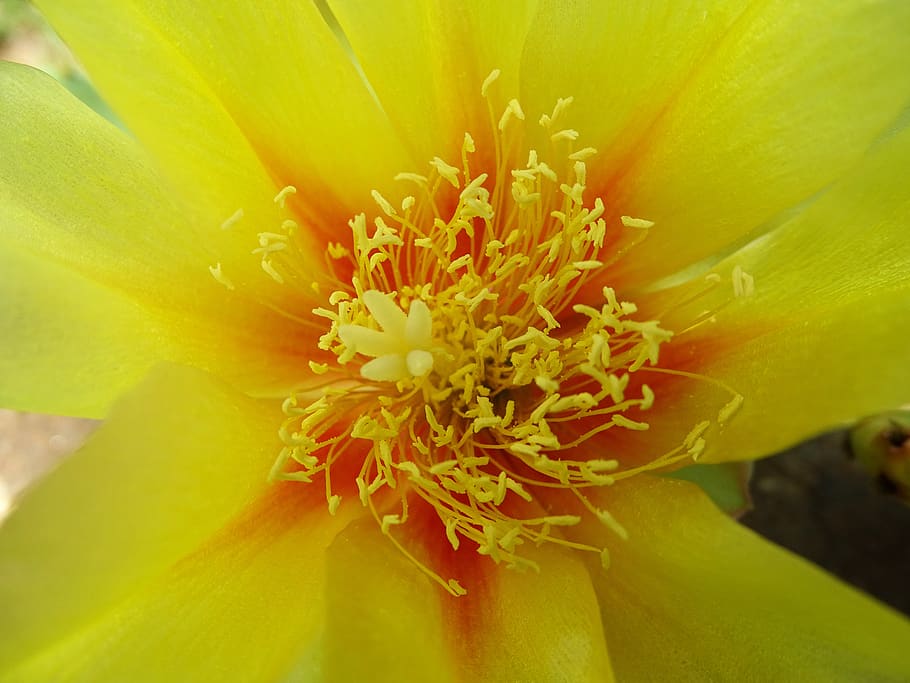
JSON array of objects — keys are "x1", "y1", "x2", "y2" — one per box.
[
  {"x1": 4, "y1": 490, "x2": 357, "y2": 682},
  {"x1": 520, "y1": 0, "x2": 747, "y2": 151},
  {"x1": 327, "y1": 0, "x2": 539, "y2": 164},
  {"x1": 709, "y1": 124, "x2": 910, "y2": 319},
  {"x1": 321, "y1": 504, "x2": 614, "y2": 682},
  {"x1": 635, "y1": 123, "x2": 910, "y2": 464},
  {"x1": 0, "y1": 62, "x2": 215, "y2": 301},
  {"x1": 0, "y1": 231, "x2": 319, "y2": 417},
  {"x1": 521, "y1": 0, "x2": 910, "y2": 287},
  {"x1": 0, "y1": 56, "x2": 309, "y2": 305},
  {"x1": 0, "y1": 63, "x2": 319, "y2": 412},
  {"x1": 0, "y1": 239, "x2": 181, "y2": 416},
  {"x1": 452, "y1": 543, "x2": 614, "y2": 683},
  {"x1": 321, "y1": 516, "x2": 457, "y2": 682},
  {"x1": 584, "y1": 477, "x2": 910, "y2": 681},
  {"x1": 0, "y1": 364, "x2": 283, "y2": 670},
  {"x1": 36, "y1": 0, "x2": 413, "y2": 221}
]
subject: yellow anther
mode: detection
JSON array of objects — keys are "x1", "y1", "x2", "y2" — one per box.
[
  {"x1": 371, "y1": 190, "x2": 397, "y2": 216},
  {"x1": 208, "y1": 263, "x2": 235, "y2": 291},
  {"x1": 447, "y1": 254, "x2": 473, "y2": 273},
  {"x1": 536, "y1": 305, "x2": 560, "y2": 331},
  {"x1": 394, "y1": 172, "x2": 428, "y2": 185},
  {"x1": 620, "y1": 215, "x2": 655, "y2": 229},
  {"x1": 685, "y1": 421, "x2": 711, "y2": 449},
  {"x1": 308, "y1": 361, "x2": 329, "y2": 375},
  {"x1": 498, "y1": 98, "x2": 526, "y2": 131},
  {"x1": 430, "y1": 157, "x2": 461, "y2": 187},
  {"x1": 381, "y1": 514, "x2": 403, "y2": 534},
  {"x1": 272, "y1": 185, "x2": 296, "y2": 208},
  {"x1": 718, "y1": 394, "x2": 744, "y2": 424},
  {"x1": 569, "y1": 147, "x2": 598, "y2": 161},
  {"x1": 481, "y1": 68, "x2": 501, "y2": 96},
  {"x1": 551, "y1": 128, "x2": 580, "y2": 142},
  {"x1": 732, "y1": 265, "x2": 756, "y2": 297},
  {"x1": 572, "y1": 260, "x2": 603, "y2": 271},
  {"x1": 261, "y1": 259, "x2": 284, "y2": 283},
  {"x1": 265, "y1": 80, "x2": 739, "y2": 596},
  {"x1": 220, "y1": 208, "x2": 244, "y2": 230},
  {"x1": 328, "y1": 242, "x2": 349, "y2": 259},
  {"x1": 612, "y1": 414, "x2": 650, "y2": 431},
  {"x1": 595, "y1": 508, "x2": 629, "y2": 541},
  {"x1": 640, "y1": 384, "x2": 655, "y2": 410}
]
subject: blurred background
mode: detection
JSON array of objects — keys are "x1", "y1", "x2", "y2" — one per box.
[{"x1": 2, "y1": 0, "x2": 908, "y2": 616}]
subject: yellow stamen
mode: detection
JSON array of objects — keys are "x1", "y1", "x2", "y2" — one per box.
[{"x1": 234, "y1": 71, "x2": 748, "y2": 596}]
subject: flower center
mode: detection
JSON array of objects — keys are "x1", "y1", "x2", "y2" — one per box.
[{"x1": 213, "y1": 71, "x2": 746, "y2": 595}]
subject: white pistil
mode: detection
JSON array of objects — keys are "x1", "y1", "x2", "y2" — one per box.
[{"x1": 338, "y1": 290, "x2": 435, "y2": 383}]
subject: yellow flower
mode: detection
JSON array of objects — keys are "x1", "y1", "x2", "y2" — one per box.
[{"x1": 2, "y1": 1, "x2": 910, "y2": 680}]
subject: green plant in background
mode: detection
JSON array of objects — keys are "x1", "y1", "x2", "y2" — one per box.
[
  {"x1": 850, "y1": 410, "x2": 910, "y2": 501},
  {"x1": 0, "y1": 0, "x2": 118, "y2": 126}
]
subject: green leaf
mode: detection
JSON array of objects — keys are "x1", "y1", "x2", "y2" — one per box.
[{"x1": 664, "y1": 461, "x2": 752, "y2": 516}]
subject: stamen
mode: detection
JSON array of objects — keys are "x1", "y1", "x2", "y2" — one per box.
[
  {"x1": 208, "y1": 262, "x2": 235, "y2": 290},
  {"x1": 732, "y1": 264, "x2": 756, "y2": 297},
  {"x1": 220, "y1": 208, "x2": 244, "y2": 230},
  {"x1": 240, "y1": 70, "x2": 747, "y2": 595},
  {"x1": 620, "y1": 215, "x2": 656, "y2": 229},
  {"x1": 273, "y1": 185, "x2": 297, "y2": 208}
]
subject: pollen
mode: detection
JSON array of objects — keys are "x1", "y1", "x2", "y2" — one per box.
[{"x1": 222, "y1": 71, "x2": 747, "y2": 595}]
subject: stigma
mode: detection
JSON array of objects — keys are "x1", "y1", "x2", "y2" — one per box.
[{"x1": 337, "y1": 290, "x2": 434, "y2": 382}]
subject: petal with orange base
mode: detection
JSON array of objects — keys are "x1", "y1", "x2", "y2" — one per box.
[
  {"x1": 0, "y1": 63, "x2": 318, "y2": 414},
  {"x1": 626, "y1": 123, "x2": 910, "y2": 465},
  {"x1": 584, "y1": 477, "x2": 910, "y2": 681},
  {"x1": 522, "y1": 0, "x2": 910, "y2": 288},
  {"x1": 0, "y1": 364, "x2": 284, "y2": 671},
  {"x1": 321, "y1": 504, "x2": 614, "y2": 682},
  {"x1": 3, "y1": 488, "x2": 357, "y2": 682},
  {"x1": 327, "y1": 0, "x2": 538, "y2": 167},
  {"x1": 35, "y1": 0, "x2": 415, "y2": 226}
]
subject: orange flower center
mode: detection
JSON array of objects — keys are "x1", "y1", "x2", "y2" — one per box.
[{"x1": 215, "y1": 71, "x2": 746, "y2": 594}]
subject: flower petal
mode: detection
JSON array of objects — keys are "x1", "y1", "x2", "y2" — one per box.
[
  {"x1": 321, "y1": 505, "x2": 614, "y2": 682},
  {"x1": 36, "y1": 0, "x2": 413, "y2": 223},
  {"x1": 708, "y1": 124, "x2": 910, "y2": 318},
  {"x1": 0, "y1": 62, "x2": 215, "y2": 301},
  {"x1": 0, "y1": 239, "x2": 181, "y2": 416},
  {"x1": 633, "y1": 123, "x2": 910, "y2": 464},
  {"x1": 320, "y1": 516, "x2": 457, "y2": 682},
  {"x1": 327, "y1": 0, "x2": 539, "y2": 165},
  {"x1": 586, "y1": 477, "x2": 910, "y2": 681},
  {"x1": 3, "y1": 489, "x2": 357, "y2": 682},
  {"x1": 450, "y1": 543, "x2": 614, "y2": 682},
  {"x1": 522, "y1": 0, "x2": 910, "y2": 286},
  {"x1": 0, "y1": 62, "x2": 318, "y2": 414},
  {"x1": 610, "y1": 123, "x2": 910, "y2": 467},
  {"x1": 0, "y1": 364, "x2": 283, "y2": 669}
]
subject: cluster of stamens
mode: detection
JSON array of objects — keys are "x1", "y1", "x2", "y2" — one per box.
[{"x1": 212, "y1": 71, "x2": 747, "y2": 595}]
